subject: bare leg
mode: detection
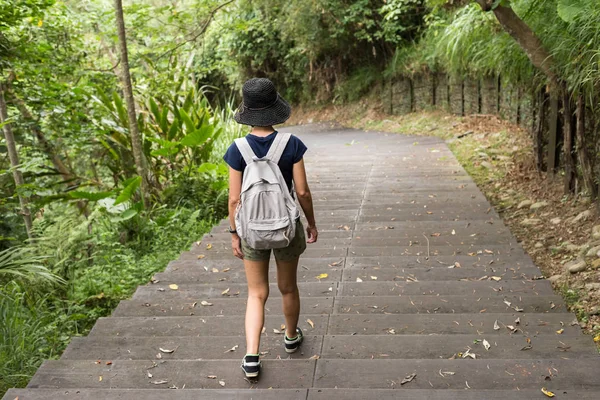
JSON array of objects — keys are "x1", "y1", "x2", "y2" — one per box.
[
  {"x1": 244, "y1": 258, "x2": 270, "y2": 355},
  {"x1": 276, "y1": 257, "x2": 300, "y2": 338}
]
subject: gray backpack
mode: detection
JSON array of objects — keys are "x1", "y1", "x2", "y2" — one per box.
[{"x1": 234, "y1": 132, "x2": 300, "y2": 250}]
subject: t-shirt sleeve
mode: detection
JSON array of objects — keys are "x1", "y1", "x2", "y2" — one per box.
[
  {"x1": 223, "y1": 143, "x2": 244, "y2": 171},
  {"x1": 291, "y1": 136, "x2": 308, "y2": 163}
]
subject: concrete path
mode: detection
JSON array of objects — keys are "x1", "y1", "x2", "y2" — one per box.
[{"x1": 6, "y1": 124, "x2": 600, "y2": 399}]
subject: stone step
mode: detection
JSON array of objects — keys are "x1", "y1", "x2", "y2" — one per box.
[
  {"x1": 62, "y1": 335, "x2": 323, "y2": 361},
  {"x1": 338, "y1": 280, "x2": 554, "y2": 296},
  {"x1": 90, "y1": 315, "x2": 329, "y2": 337},
  {"x1": 61, "y1": 334, "x2": 595, "y2": 362},
  {"x1": 313, "y1": 358, "x2": 600, "y2": 389},
  {"x1": 346, "y1": 255, "x2": 534, "y2": 268},
  {"x1": 154, "y1": 264, "x2": 343, "y2": 284},
  {"x1": 182, "y1": 246, "x2": 348, "y2": 260},
  {"x1": 132, "y1": 282, "x2": 339, "y2": 301},
  {"x1": 342, "y1": 266, "x2": 543, "y2": 281},
  {"x1": 27, "y1": 360, "x2": 316, "y2": 389},
  {"x1": 154, "y1": 265, "x2": 541, "y2": 286},
  {"x1": 334, "y1": 295, "x2": 566, "y2": 315},
  {"x1": 320, "y1": 334, "x2": 595, "y2": 359},
  {"x1": 111, "y1": 296, "x2": 334, "y2": 317},
  {"x1": 327, "y1": 313, "x2": 580, "y2": 336},
  {"x1": 9, "y1": 389, "x2": 600, "y2": 400},
  {"x1": 346, "y1": 245, "x2": 525, "y2": 257},
  {"x1": 307, "y1": 389, "x2": 600, "y2": 400},
  {"x1": 3, "y1": 389, "x2": 308, "y2": 400},
  {"x1": 166, "y1": 257, "x2": 345, "y2": 272}
]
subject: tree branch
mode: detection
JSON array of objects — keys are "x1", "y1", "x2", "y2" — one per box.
[{"x1": 154, "y1": 0, "x2": 235, "y2": 61}]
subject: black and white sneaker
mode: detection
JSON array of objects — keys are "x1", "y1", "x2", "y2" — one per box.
[
  {"x1": 284, "y1": 327, "x2": 304, "y2": 353},
  {"x1": 241, "y1": 354, "x2": 261, "y2": 378}
]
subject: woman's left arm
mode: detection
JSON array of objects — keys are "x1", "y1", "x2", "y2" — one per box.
[{"x1": 228, "y1": 167, "x2": 244, "y2": 259}]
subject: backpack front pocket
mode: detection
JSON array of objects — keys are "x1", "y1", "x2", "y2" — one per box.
[{"x1": 247, "y1": 217, "x2": 294, "y2": 249}]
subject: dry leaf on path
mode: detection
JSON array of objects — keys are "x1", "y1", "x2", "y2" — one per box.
[
  {"x1": 169, "y1": 284, "x2": 179, "y2": 290},
  {"x1": 316, "y1": 273, "x2": 328, "y2": 280},
  {"x1": 307, "y1": 319, "x2": 315, "y2": 328},
  {"x1": 198, "y1": 255, "x2": 205, "y2": 259},
  {"x1": 490, "y1": 276, "x2": 501, "y2": 282},
  {"x1": 309, "y1": 354, "x2": 320, "y2": 360},
  {"x1": 370, "y1": 276, "x2": 378, "y2": 280},
  {"x1": 222, "y1": 268, "x2": 230, "y2": 272},
  {"x1": 207, "y1": 375, "x2": 217, "y2": 379},
  {"x1": 356, "y1": 277, "x2": 363, "y2": 282},
  {"x1": 206, "y1": 244, "x2": 213, "y2": 250},
  {"x1": 99, "y1": 376, "x2": 103, "y2": 382},
  {"x1": 222, "y1": 288, "x2": 230, "y2": 296},
  {"x1": 400, "y1": 373, "x2": 417, "y2": 385},
  {"x1": 212, "y1": 268, "x2": 219, "y2": 273},
  {"x1": 273, "y1": 328, "x2": 283, "y2": 334},
  {"x1": 219, "y1": 380, "x2": 225, "y2": 387},
  {"x1": 159, "y1": 347, "x2": 176, "y2": 354},
  {"x1": 493, "y1": 320, "x2": 500, "y2": 330},
  {"x1": 329, "y1": 260, "x2": 343, "y2": 267},
  {"x1": 200, "y1": 301, "x2": 213, "y2": 306},
  {"x1": 483, "y1": 339, "x2": 491, "y2": 351},
  {"x1": 541, "y1": 388, "x2": 555, "y2": 397},
  {"x1": 152, "y1": 380, "x2": 169, "y2": 385},
  {"x1": 225, "y1": 345, "x2": 238, "y2": 353},
  {"x1": 556, "y1": 329, "x2": 564, "y2": 334}
]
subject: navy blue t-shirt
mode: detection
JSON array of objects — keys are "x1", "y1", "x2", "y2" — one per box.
[{"x1": 223, "y1": 131, "x2": 307, "y2": 191}]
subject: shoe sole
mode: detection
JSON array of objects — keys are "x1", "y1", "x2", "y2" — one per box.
[{"x1": 240, "y1": 365, "x2": 260, "y2": 378}]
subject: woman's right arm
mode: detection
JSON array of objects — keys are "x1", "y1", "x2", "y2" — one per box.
[{"x1": 293, "y1": 159, "x2": 318, "y2": 243}]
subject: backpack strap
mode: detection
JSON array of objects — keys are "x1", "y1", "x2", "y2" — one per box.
[
  {"x1": 234, "y1": 138, "x2": 257, "y2": 165},
  {"x1": 266, "y1": 132, "x2": 292, "y2": 164}
]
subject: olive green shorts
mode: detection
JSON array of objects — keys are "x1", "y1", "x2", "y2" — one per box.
[{"x1": 242, "y1": 220, "x2": 307, "y2": 262}]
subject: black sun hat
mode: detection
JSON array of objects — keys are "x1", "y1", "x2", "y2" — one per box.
[{"x1": 234, "y1": 78, "x2": 291, "y2": 126}]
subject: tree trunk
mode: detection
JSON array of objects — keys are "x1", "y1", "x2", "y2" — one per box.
[
  {"x1": 0, "y1": 83, "x2": 33, "y2": 239},
  {"x1": 576, "y1": 94, "x2": 596, "y2": 197},
  {"x1": 563, "y1": 92, "x2": 575, "y2": 193},
  {"x1": 114, "y1": 0, "x2": 150, "y2": 207},
  {"x1": 5, "y1": 81, "x2": 74, "y2": 183},
  {"x1": 535, "y1": 88, "x2": 545, "y2": 171},
  {"x1": 475, "y1": 1, "x2": 559, "y2": 91}
]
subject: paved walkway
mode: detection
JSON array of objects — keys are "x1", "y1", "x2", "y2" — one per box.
[{"x1": 6, "y1": 124, "x2": 600, "y2": 399}]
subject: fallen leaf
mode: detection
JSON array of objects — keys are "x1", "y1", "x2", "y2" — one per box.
[
  {"x1": 273, "y1": 328, "x2": 283, "y2": 334},
  {"x1": 431, "y1": 233, "x2": 441, "y2": 237},
  {"x1": 146, "y1": 370, "x2": 153, "y2": 378},
  {"x1": 594, "y1": 335, "x2": 600, "y2": 343},
  {"x1": 152, "y1": 380, "x2": 169, "y2": 385},
  {"x1": 198, "y1": 254, "x2": 206, "y2": 259},
  {"x1": 316, "y1": 273, "x2": 328, "y2": 280},
  {"x1": 207, "y1": 375, "x2": 217, "y2": 379},
  {"x1": 307, "y1": 319, "x2": 315, "y2": 328},
  {"x1": 156, "y1": 353, "x2": 162, "y2": 359},
  {"x1": 99, "y1": 376, "x2": 103, "y2": 382},
  {"x1": 370, "y1": 276, "x2": 378, "y2": 280},
  {"x1": 222, "y1": 288, "x2": 230, "y2": 296},
  {"x1": 219, "y1": 380, "x2": 225, "y2": 387},
  {"x1": 503, "y1": 300, "x2": 512, "y2": 307},
  {"x1": 309, "y1": 354, "x2": 320, "y2": 360},
  {"x1": 200, "y1": 301, "x2": 213, "y2": 306},
  {"x1": 106, "y1": 361, "x2": 112, "y2": 365},
  {"x1": 521, "y1": 345, "x2": 532, "y2": 351},
  {"x1": 206, "y1": 244, "x2": 213, "y2": 250},
  {"x1": 222, "y1": 268, "x2": 230, "y2": 272},
  {"x1": 169, "y1": 284, "x2": 179, "y2": 290},
  {"x1": 556, "y1": 329, "x2": 564, "y2": 334},
  {"x1": 490, "y1": 276, "x2": 502, "y2": 282},
  {"x1": 329, "y1": 260, "x2": 343, "y2": 267},
  {"x1": 541, "y1": 387, "x2": 555, "y2": 397},
  {"x1": 212, "y1": 268, "x2": 219, "y2": 273},
  {"x1": 225, "y1": 345, "x2": 238, "y2": 353},
  {"x1": 401, "y1": 373, "x2": 417, "y2": 385},
  {"x1": 261, "y1": 327, "x2": 266, "y2": 334},
  {"x1": 356, "y1": 277, "x2": 363, "y2": 282},
  {"x1": 493, "y1": 320, "x2": 500, "y2": 330},
  {"x1": 515, "y1": 317, "x2": 521, "y2": 325},
  {"x1": 451, "y1": 230, "x2": 456, "y2": 235},
  {"x1": 483, "y1": 339, "x2": 491, "y2": 351},
  {"x1": 159, "y1": 347, "x2": 176, "y2": 353}
]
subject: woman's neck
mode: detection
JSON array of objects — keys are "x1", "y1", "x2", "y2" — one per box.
[{"x1": 250, "y1": 126, "x2": 275, "y2": 137}]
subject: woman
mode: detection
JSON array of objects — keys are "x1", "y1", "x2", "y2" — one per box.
[{"x1": 223, "y1": 78, "x2": 318, "y2": 379}]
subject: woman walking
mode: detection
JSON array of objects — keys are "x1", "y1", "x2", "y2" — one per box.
[{"x1": 224, "y1": 78, "x2": 318, "y2": 379}]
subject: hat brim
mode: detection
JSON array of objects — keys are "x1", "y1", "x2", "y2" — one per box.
[{"x1": 234, "y1": 95, "x2": 291, "y2": 126}]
